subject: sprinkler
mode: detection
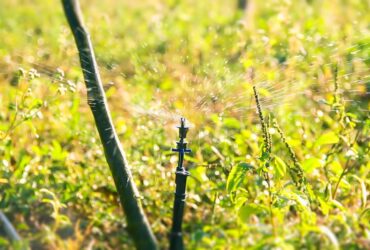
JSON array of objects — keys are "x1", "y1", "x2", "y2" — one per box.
[{"x1": 169, "y1": 117, "x2": 191, "y2": 250}]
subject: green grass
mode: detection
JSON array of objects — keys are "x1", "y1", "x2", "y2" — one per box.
[{"x1": 0, "y1": 0, "x2": 369, "y2": 249}]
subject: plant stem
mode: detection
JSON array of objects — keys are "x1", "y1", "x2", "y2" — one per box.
[
  {"x1": 264, "y1": 172, "x2": 277, "y2": 237},
  {"x1": 332, "y1": 158, "x2": 350, "y2": 200},
  {"x1": 332, "y1": 130, "x2": 361, "y2": 200}
]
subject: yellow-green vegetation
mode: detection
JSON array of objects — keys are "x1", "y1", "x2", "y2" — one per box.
[{"x1": 0, "y1": 0, "x2": 369, "y2": 249}]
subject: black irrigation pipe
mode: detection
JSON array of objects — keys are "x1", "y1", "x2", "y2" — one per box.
[
  {"x1": 0, "y1": 211, "x2": 21, "y2": 242},
  {"x1": 61, "y1": 1, "x2": 157, "y2": 249}
]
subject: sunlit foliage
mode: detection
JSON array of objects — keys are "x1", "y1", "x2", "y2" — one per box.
[{"x1": 0, "y1": 0, "x2": 369, "y2": 249}]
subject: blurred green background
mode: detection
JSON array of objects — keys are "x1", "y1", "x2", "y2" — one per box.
[{"x1": 0, "y1": 0, "x2": 369, "y2": 249}]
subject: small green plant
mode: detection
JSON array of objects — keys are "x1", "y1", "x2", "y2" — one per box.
[
  {"x1": 272, "y1": 120, "x2": 309, "y2": 194},
  {"x1": 226, "y1": 86, "x2": 318, "y2": 247}
]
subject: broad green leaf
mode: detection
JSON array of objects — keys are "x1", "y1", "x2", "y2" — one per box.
[
  {"x1": 359, "y1": 208, "x2": 370, "y2": 221},
  {"x1": 226, "y1": 163, "x2": 253, "y2": 193},
  {"x1": 329, "y1": 199, "x2": 345, "y2": 211},
  {"x1": 328, "y1": 161, "x2": 342, "y2": 175},
  {"x1": 302, "y1": 158, "x2": 322, "y2": 173},
  {"x1": 238, "y1": 204, "x2": 268, "y2": 221},
  {"x1": 287, "y1": 138, "x2": 301, "y2": 147},
  {"x1": 223, "y1": 117, "x2": 241, "y2": 129},
  {"x1": 318, "y1": 197, "x2": 330, "y2": 215},
  {"x1": 316, "y1": 132, "x2": 339, "y2": 146},
  {"x1": 280, "y1": 190, "x2": 310, "y2": 211},
  {"x1": 235, "y1": 192, "x2": 248, "y2": 209},
  {"x1": 276, "y1": 241, "x2": 295, "y2": 250},
  {"x1": 0, "y1": 237, "x2": 9, "y2": 247},
  {"x1": 273, "y1": 156, "x2": 287, "y2": 177}
]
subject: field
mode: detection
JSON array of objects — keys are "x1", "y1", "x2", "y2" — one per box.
[{"x1": 0, "y1": 0, "x2": 369, "y2": 249}]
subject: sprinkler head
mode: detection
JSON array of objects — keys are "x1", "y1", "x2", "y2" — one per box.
[
  {"x1": 172, "y1": 118, "x2": 191, "y2": 154},
  {"x1": 177, "y1": 117, "x2": 189, "y2": 139}
]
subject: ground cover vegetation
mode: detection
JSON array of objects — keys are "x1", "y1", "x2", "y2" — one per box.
[{"x1": 0, "y1": 0, "x2": 369, "y2": 249}]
